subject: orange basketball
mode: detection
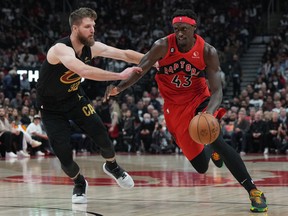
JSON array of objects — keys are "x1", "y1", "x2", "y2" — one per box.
[{"x1": 189, "y1": 113, "x2": 220, "y2": 144}]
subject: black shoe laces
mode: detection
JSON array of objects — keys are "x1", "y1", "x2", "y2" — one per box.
[
  {"x1": 73, "y1": 182, "x2": 86, "y2": 195},
  {"x1": 110, "y1": 166, "x2": 127, "y2": 179}
]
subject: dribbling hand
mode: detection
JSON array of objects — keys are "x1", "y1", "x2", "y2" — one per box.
[{"x1": 119, "y1": 66, "x2": 142, "y2": 80}]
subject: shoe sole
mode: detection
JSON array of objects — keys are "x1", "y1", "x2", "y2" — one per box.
[
  {"x1": 103, "y1": 163, "x2": 134, "y2": 189},
  {"x1": 31, "y1": 142, "x2": 42, "y2": 148},
  {"x1": 72, "y1": 180, "x2": 88, "y2": 204},
  {"x1": 250, "y1": 206, "x2": 268, "y2": 212}
]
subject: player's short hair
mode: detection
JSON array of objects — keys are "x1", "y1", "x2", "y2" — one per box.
[
  {"x1": 172, "y1": 9, "x2": 198, "y2": 22},
  {"x1": 69, "y1": 7, "x2": 97, "y2": 27}
]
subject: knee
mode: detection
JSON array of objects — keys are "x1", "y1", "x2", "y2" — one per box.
[
  {"x1": 190, "y1": 160, "x2": 208, "y2": 174},
  {"x1": 196, "y1": 167, "x2": 208, "y2": 174}
]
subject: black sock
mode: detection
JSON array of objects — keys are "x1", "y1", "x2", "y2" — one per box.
[
  {"x1": 106, "y1": 159, "x2": 118, "y2": 170},
  {"x1": 211, "y1": 134, "x2": 257, "y2": 194},
  {"x1": 241, "y1": 178, "x2": 257, "y2": 193},
  {"x1": 73, "y1": 174, "x2": 85, "y2": 185}
]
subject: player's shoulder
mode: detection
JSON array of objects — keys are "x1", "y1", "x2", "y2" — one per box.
[
  {"x1": 47, "y1": 42, "x2": 73, "y2": 64},
  {"x1": 49, "y1": 42, "x2": 72, "y2": 56},
  {"x1": 153, "y1": 36, "x2": 169, "y2": 48},
  {"x1": 204, "y1": 42, "x2": 218, "y2": 56}
]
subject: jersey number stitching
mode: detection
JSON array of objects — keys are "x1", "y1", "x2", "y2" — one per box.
[{"x1": 171, "y1": 75, "x2": 192, "y2": 87}]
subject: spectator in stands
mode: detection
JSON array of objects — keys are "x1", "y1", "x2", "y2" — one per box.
[
  {"x1": 273, "y1": 107, "x2": 288, "y2": 154},
  {"x1": 120, "y1": 109, "x2": 136, "y2": 152},
  {"x1": 264, "y1": 111, "x2": 281, "y2": 154},
  {"x1": 150, "y1": 121, "x2": 174, "y2": 154},
  {"x1": 279, "y1": 107, "x2": 288, "y2": 125},
  {"x1": 139, "y1": 113, "x2": 155, "y2": 153},
  {"x1": 230, "y1": 54, "x2": 243, "y2": 97},
  {"x1": 151, "y1": 109, "x2": 160, "y2": 123},
  {"x1": 29, "y1": 88, "x2": 37, "y2": 108},
  {"x1": 260, "y1": 59, "x2": 273, "y2": 77},
  {"x1": 10, "y1": 92, "x2": 22, "y2": 109},
  {"x1": 9, "y1": 107, "x2": 42, "y2": 151},
  {"x1": 108, "y1": 111, "x2": 121, "y2": 151},
  {"x1": 262, "y1": 95, "x2": 275, "y2": 112},
  {"x1": 245, "y1": 110, "x2": 266, "y2": 154},
  {"x1": 272, "y1": 100, "x2": 283, "y2": 113},
  {"x1": 3, "y1": 97, "x2": 10, "y2": 109},
  {"x1": 149, "y1": 87, "x2": 162, "y2": 112},
  {"x1": 239, "y1": 89, "x2": 249, "y2": 101},
  {"x1": 26, "y1": 114, "x2": 50, "y2": 156},
  {"x1": 246, "y1": 84, "x2": 255, "y2": 98},
  {"x1": 246, "y1": 107, "x2": 257, "y2": 123},
  {"x1": 28, "y1": 107, "x2": 36, "y2": 122},
  {"x1": 0, "y1": 106, "x2": 29, "y2": 158},
  {"x1": 275, "y1": 124, "x2": 288, "y2": 154},
  {"x1": 3, "y1": 67, "x2": 20, "y2": 99},
  {"x1": 125, "y1": 95, "x2": 136, "y2": 112},
  {"x1": 22, "y1": 92, "x2": 32, "y2": 108},
  {"x1": 132, "y1": 100, "x2": 147, "y2": 121},
  {"x1": 146, "y1": 104, "x2": 155, "y2": 118},
  {"x1": 19, "y1": 105, "x2": 31, "y2": 128},
  {"x1": 20, "y1": 73, "x2": 31, "y2": 92},
  {"x1": 231, "y1": 109, "x2": 250, "y2": 154},
  {"x1": 263, "y1": 111, "x2": 272, "y2": 122},
  {"x1": 249, "y1": 92, "x2": 264, "y2": 110}
]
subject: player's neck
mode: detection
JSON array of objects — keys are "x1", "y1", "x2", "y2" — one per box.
[{"x1": 70, "y1": 35, "x2": 84, "y2": 57}]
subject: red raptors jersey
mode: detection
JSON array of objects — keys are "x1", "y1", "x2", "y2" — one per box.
[{"x1": 156, "y1": 33, "x2": 210, "y2": 105}]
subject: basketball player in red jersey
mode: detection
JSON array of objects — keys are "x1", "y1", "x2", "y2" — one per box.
[{"x1": 104, "y1": 9, "x2": 267, "y2": 213}]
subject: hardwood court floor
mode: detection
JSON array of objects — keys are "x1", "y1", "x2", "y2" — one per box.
[{"x1": 0, "y1": 152, "x2": 287, "y2": 216}]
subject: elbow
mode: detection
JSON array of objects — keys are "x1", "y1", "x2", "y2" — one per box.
[
  {"x1": 211, "y1": 88, "x2": 223, "y2": 99},
  {"x1": 77, "y1": 68, "x2": 90, "y2": 79},
  {"x1": 77, "y1": 70, "x2": 84, "y2": 77}
]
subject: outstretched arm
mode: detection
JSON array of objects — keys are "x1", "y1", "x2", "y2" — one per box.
[
  {"x1": 91, "y1": 41, "x2": 144, "y2": 64},
  {"x1": 103, "y1": 38, "x2": 168, "y2": 101},
  {"x1": 47, "y1": 43, "x2": 142, "y2": 81},
  {"x1": 204, "y1": 43, "x2": 223, "y2": 114}
]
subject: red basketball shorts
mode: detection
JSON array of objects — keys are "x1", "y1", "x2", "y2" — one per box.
[{"x1": 163, "y1": 101, "x2": 226, "y2": 161}]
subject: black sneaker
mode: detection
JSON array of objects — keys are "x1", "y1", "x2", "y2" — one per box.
[
  {"x1": 211, "y1": 152, "x2": 223, "y2": 168},
  {"x1": 72, "y1": 180, "x2": 88, "y2": 204},
  {"x1": 103, "y1": 163, "x2": 134, "y2": 189},
  {"x1": 250, "y1": 189, "x2": 268, "y2": 212}
]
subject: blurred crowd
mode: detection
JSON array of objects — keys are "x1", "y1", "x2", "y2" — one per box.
[{"x1": 0, "y1": 0, "x2": 288, "y2": 159}]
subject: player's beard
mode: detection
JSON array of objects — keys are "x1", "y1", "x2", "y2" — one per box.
[{"x1": 78, "y1": 33, "x2": 95, "y2": 47}]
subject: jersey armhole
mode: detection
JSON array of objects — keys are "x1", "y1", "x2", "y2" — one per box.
[{"x1": 162, "y1": 35, "x2": 174, "y2": 60}]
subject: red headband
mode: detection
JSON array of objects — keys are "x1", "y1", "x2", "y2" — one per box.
[{"x1": 172, "y1": 16, "x2": 196, "y2": 25}]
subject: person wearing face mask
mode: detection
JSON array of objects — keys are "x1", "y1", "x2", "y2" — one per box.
[{"x1": 138, "y1": 113, "x2": 155, "y2": 153}]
